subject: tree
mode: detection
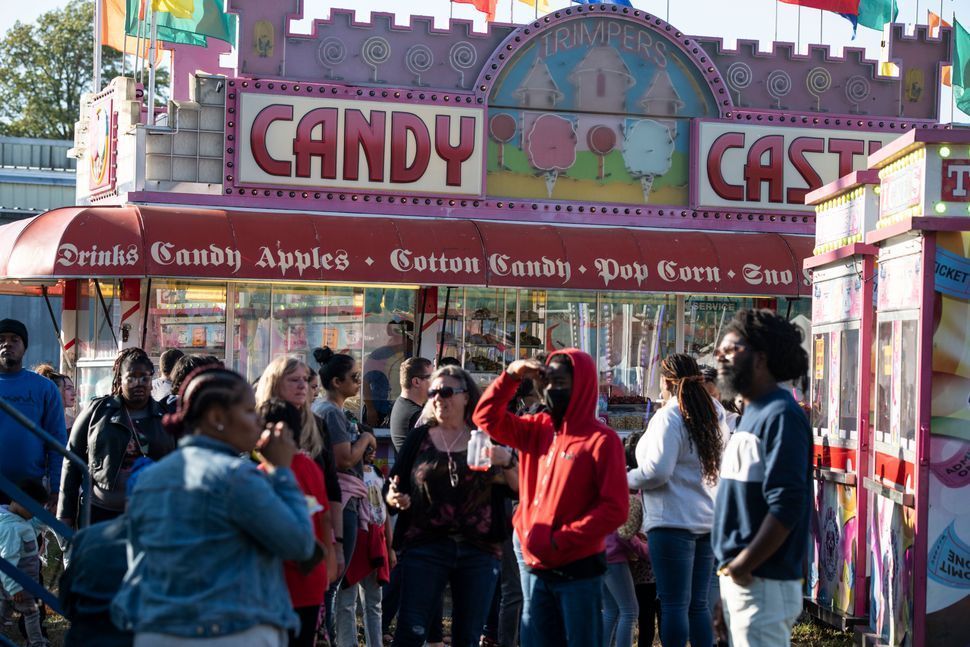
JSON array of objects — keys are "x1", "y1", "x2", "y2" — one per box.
[{"x1": 0, "y1": 1, "x2": 124, "y2": 140}]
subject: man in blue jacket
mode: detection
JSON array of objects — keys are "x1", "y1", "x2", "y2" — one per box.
[
  {"x1": 0, "y1": 319, "x2": 66, "y2": 507},
  {"x1": 712, "y1": 309, "x2": 811, "y2": 647}
]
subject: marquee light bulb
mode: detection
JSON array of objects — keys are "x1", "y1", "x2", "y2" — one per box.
[
  {"x1": 935, "y1": 201, "x2": 947, "y2": 214},
  {"x1": 940, "y1": 146, "x2": 952, "y2": 158}
]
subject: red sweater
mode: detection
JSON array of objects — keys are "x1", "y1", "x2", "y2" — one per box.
[
  {"x1": 282, "y1": 454, "x2": 330, "y2": 608},
  {"x1": 472, "y1": 349, "x2": 629, "y2": 571}
]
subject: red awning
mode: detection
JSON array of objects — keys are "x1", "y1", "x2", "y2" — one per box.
[{"x1": 0, "y1": 206, "x2": 812, "y2": 297}]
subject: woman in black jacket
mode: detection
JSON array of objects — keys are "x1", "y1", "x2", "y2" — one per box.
[{"x1": 57, "y1": 348, "x2": 176, "y2": 528}]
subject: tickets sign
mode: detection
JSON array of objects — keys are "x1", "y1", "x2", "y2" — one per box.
[
  {"x1": 694, "y1": 122, "x2": 897, "y2": 212},
  {"x1": 233, "y1": 90, "x2": 485, "y2": 196}
]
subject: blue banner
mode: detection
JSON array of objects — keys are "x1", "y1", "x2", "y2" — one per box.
[{"x1": 935, "y1": 248, "x2": 970, "y2": 300}]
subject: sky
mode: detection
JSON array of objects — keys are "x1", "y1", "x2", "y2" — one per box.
[{"x1": 0, "y1": 0, "x2": 964, "y2": 121}]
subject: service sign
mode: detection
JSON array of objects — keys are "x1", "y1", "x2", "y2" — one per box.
[
  {"x1": 88, "y1": 91, "x2": 117, "y2": 196},
  {"x1": 694, "y1": 122, "x2": 897, "y2": 213},
  {"x1": 233, "y1": 89, "x2": 485, "y2": 196}
]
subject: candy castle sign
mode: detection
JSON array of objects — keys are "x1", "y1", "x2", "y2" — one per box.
[{"x1": 230, "y1": 86, "x2": 484, "y2": 197}]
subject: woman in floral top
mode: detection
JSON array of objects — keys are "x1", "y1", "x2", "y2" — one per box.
[{"x1": 385, "y1": 366, "x2": 518, "y2": 647}]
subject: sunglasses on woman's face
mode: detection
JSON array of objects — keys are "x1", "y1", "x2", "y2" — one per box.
[{"x1": 428, "y1": 386, "x2": 467, "y2": 399}]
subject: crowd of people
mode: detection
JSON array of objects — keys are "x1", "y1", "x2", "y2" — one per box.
[{"x1": 0, "y1": 308, "x2": 812, "y2": 647}]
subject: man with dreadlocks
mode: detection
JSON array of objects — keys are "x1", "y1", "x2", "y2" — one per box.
[
  {"x1": 712, "y1": 309, "x2": 811, "y2": 647},
  {"x1": 58, "y1": 348, "x2": 176, "y2": 528},
  {"x1": 627, "y1": 353, "x2": 729, "y2": 647}
]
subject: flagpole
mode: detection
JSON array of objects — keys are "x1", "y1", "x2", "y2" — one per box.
[
  {"x1": 774, "y1": 0, "x2": 779, "y2": 42},
  {"x1": 819, "y1": 9, "x2": 823, "y2": 44},
  {"x1": 147, "y1": 3, "x2": 158, "y2": 126},
  {"x1": 93, "y1": 0, "x2": 102, "y2": 91},
  {"x1": 134, "y1": 0, "x2": 146, "y2": 84},
  {"x1": 797, "y1": 6, "x2": 802, "y2": 51}
]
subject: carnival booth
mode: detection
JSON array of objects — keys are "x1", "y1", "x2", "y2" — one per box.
[
  {"x1": 802, "y1": 170, "x2": 880, "y2": 628},
  {"x1": 803, "y1": 129, "x2": 970, "y2": 646},
  {"x1": 0, "y1": 4, "x2": 954, "y2": 443}
]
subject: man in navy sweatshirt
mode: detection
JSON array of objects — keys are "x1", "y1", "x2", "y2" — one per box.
[
  {"x1": 0, "y1": 319, "x2": 66, "y2": 507},
  {"x1": 712, "y1": 309, "x2": 811, "y2": 647}
]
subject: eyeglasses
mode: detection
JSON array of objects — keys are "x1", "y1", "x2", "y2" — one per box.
[
  {"x1": 124, "y1": 375, "x2": 153, "y2": 386},
  {"x1": 428, "y1": 386, "x2": 468, "y2": 399},
  {"x1": 714, "y1": 342, "x2": 749, "y2": 360}
]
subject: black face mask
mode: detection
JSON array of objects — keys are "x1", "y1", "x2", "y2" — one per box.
[{"x1": 543, "y1": 387, "x2": 571, "y2": 425}]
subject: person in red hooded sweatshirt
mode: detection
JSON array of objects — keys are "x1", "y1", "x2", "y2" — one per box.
[{"x1": 473, "y1": 349, "x2": 629, "y2": 646}]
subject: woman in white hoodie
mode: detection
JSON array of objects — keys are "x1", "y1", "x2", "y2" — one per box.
[{"x1": 627, "y1": 354, "x2": 728, "y2": 647}]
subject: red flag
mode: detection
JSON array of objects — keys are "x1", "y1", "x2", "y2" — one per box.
[
  {"x1": 453, "y1": 0, "x2": 498, "y2": 20},
  {"x1": 780, "y1": 0, "x2": 860, "y2": 13}
]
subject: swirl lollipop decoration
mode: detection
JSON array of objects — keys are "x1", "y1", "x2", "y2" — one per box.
[
  {"x1": 450, "y1": 41, "x2": 478, "y2": 89},
  {"x1": 317, "y1": 37, "x2": 346, "y2": 80},
  {"x1": 806, "y1": 67, "x2": 832, "y2": 112},
  {"x1": 489, "y1": 113, "x2": 517, "y2": 169},
  {"x1": 726, "y1": 62, "x2": 753, "y2": 106},
  {"x1": 405, "y1": 44, "x2": 434, "y2": 86},
  {"x1": 361, "y1": 37, "x2": 391, "y2": 83},
  {"x1": 587, "y1": 125, "x2": 617, "y2": 180},
  {"x1": 844, "y1": 75, "x2": 871, "y2": 114},
  {"x1": 766, "y1": 70, "x2": 792, "y2": 109}
]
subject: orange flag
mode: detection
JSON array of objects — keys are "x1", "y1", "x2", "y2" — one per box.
[
  {"x1": 929, "y1": 9, "x2": 953, "y2": 86},
  {"x1": 452, "y1": 0, "x2": 498, "y2": 21},
  {"x1": 101, "y1": 0, "x2": 163, "y2": 64}
]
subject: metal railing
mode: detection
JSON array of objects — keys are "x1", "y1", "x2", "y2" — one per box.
[{"x1": 0, "y1": 396, "x2": 90, "y2": 618}]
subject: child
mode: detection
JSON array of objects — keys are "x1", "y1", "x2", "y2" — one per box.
[
  {"x1": 341, "y1": 444, "x2": 393, "y2": 647},
  {"x1": 0, "y1": 478, "x2": 50, "y2": 647}
]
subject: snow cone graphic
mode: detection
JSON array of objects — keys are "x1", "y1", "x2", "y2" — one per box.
[
  {"x1": 621, "y1": 119, "x2": 675, "y2": 202},
  {"x1": 525, "y1": 114, "x2": 577, "y2": 198}
]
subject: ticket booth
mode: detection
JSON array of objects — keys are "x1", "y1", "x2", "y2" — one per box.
[
  {"x1": 803, "y1": 171, "x2": 880, "y2": 628},
  {"x1": 856, "y1": 130, "x2": 970, "y2": 647}
]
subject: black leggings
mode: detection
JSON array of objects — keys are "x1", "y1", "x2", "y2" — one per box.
[
  {"x1": 635, "y1": 582, "x2": 660, "y2": 647},
  {"x1": 290, "y1": 605, "x2": 321, "y2": 647}
]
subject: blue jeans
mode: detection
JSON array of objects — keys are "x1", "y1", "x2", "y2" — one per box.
[
  {"x1": 520, "y1": 569, "x2": 604, "y2": 646},
  {"x1": 326, "y1": 504, "x2": 359, "y2": 643},
  {"x1": 647, "y1": 528, "x2": 714, "y2": 647},
  {"x1": 602, "y1": 562, "x2": 638, "y2": 647},
  {"x1": 392, "y1": 538, "x2": 500, "y2": 647}
]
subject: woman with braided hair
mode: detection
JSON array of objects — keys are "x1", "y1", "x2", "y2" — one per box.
[
  {"x1": 627, "y1": 353, "x2": 729, "y2": 647},
  {"x1": 112, "y1": 366, "x2": 315, "y2": 645},
  {"x1": 58, "y1": 348, "x2": 176, "y2": 528}
]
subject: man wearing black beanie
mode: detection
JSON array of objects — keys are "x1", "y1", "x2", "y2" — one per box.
[{"x1": 0, "y1": 318, "x2": 66, "y2": 506}]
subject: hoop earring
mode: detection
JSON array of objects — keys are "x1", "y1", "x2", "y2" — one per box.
[{"x1": 216, "y1": 424, "x2": 224, "y2": 432}]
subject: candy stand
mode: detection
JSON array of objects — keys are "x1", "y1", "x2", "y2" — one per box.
[{"x1": 802, "y1": 170, "x2": 880, "y2": 628}]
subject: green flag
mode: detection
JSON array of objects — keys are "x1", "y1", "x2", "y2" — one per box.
[
  {"x1": 955, "y1": 19, "x2": 970, "y2": 116},
  {"x1": 125, "y1": 0, "x2": 236, "y2": 47},
  {"x1": 857, "y1": 0, "x2": 898, "y2": 31}
]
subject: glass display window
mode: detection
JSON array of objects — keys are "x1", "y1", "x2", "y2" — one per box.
[
  {"x1": 78, "y1": 279, "x2": 122, "y2": 360},
  {"x1": 232, "y1": 284, "x2": 272, "y2": 384},
  {"x1": 361, "y1": 288, "x2": 416, "y2": 428},
  {"x1": 76, "y1": 364, "x2": 114, "y2": 403},
  {"x1": 839, "y1": 328, "x2": 860, "y2": 437},
  {"x1": 513, "y1": 289, "x2": 547, "y2": 362},
  {"x1": 684, "y1": 296, "x2": 757, "y2": 363},
  {"x1": 874, "y1": 316, "x2": 919, "y2": 455},
  {"x1": 812, "y1": 331, "x2": 831, "y2": 434},
  {"x1": 546, "y1": 290, "x2": 598, "y2": 358},
  {"x1": 146, "y1": 281, "x2": 227, "y2": 359},
  {"x1": 597, "y1": 292, "x2": 675, "y2": 406}
]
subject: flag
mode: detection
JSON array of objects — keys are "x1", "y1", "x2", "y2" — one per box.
[
  {"x1": 519, "y1": 0, "x2": 552, "y2": 12},
  {"x1": 780, "y1": 0, "x2": 860, "y2": 14},
  {"x1": 954, "y1": 19, "x2": 970, "y2": 116},
  {"x1": 101, "y1": 0, "x2": 163, "y2": 63},
  {"x1": 930, "y1": 11, "x2": 953, "y2": 86},
  {"x1": 571, "y1": 0, "x2": 635, "y2": 6},
  {"x1": 125, "y1": 0, "x2": 236, "y2": 47},
  {"x1": 453, "y1": 0, "x2": 498, "y2": 21},
  {"x1": 856, "y1": 0, "x2": 897, "y2": 31}
]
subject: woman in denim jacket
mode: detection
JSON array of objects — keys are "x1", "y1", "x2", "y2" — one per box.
[{"x1": 112, "y1": 367, "x2": 315, "y2": 646}]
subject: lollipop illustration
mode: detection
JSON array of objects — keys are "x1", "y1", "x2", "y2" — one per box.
[
  {"x1": 587, "y1": 125, "x2": 617, "y2": 180},
  {"x1": 621, "y1": 119, "x2": 675, "y2": 202},
  {"x1": 489, "y1": 113, "x2": 517, "y2": 169},
  {"x1": 526, "y1": 114, "x2": 577, "y2": 198}
]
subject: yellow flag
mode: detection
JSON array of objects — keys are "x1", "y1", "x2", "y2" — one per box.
[
  {"x1": 518, "y1": 0, "x2": 551, "y2": 12},
  {"x1": 152, "y1": 0, "x2": 195, "y2": 19}
]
